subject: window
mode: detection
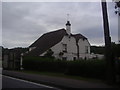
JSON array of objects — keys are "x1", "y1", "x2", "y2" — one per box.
[
  {"x1": 73, "y1": 57, "x2": 76, "y2": 61},
  {"x1": 85, "y1": 46, "x2": 89, "y2": 53},
  {"x1": 62, "y1": 57, "x2": 67, "y2": 60},
  {"x1": 63, "y1": 44, "x2": 67, "y2": 52}
]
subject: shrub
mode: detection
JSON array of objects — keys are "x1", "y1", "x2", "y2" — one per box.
[
  {"x1": 65, "y1": 59, "x2": 106, "y2": 79},
  {"x1": 23, "y1": 57, "x2": 106, "y2": 79},
  {"x1": 23, "y1": 56, "x2": 67, "y2": 72}
]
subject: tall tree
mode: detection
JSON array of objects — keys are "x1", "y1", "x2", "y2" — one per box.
[
  {"x1": 101, "y1": 0, "x2": 115, "y2": 84},
  {"x1": 113, "y1": 0, "x2": 120, "y2": 43},
  {"x1": 114, "y1": 0, "x2": 120, "y2": 16}
]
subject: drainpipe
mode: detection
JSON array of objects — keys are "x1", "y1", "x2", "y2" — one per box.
[{"x1": 76, "y1": 41, "x2": 79, "y2": 59}]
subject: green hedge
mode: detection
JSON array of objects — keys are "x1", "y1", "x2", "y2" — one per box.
[
  {"x1": 23, "y1": 57, "x2": 107, "y2": 79},
  {"x1": 23, "y1": 56, "x2": 67, "y2": 72},
  {"x1": 65, "y1": 60, "x2": 106, "y2": 79}
]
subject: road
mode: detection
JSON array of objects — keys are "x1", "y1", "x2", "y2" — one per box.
[{"x1": 2, "y1": 75, "x2": 60, "y2": 89}]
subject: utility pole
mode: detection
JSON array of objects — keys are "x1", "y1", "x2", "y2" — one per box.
[
  {"x1": 117, "y1": 2, "x2": 120, "y2": 44},
  {"x1": 101, "y1": 0, "x2": 115, "y2": 84}
]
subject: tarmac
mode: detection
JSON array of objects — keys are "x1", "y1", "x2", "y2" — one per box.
[{"x1": 2, "y1": 70, "x2": 119, "y2": 89}]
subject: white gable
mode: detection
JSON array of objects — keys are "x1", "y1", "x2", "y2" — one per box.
[{"x1": 51, "y1": 35, "x2": 77, "y2": 60}]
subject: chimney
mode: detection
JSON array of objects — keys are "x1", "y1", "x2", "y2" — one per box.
[{"x1": 66, "y1": 21, "x2": 71, "y2": 36}]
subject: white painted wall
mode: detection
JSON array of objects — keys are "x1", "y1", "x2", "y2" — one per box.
[
  {"x1": 78, "y1": 39, "x2": 91, "y2": 59},
  {"x1": 78, "y1": 39, "x2": 90, "y2": 54},
  {"x1": 51, "y1": 35, "x2": 78, "y2": 60}
]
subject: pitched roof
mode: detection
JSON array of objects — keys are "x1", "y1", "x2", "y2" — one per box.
[
  {"x1": 25, "y1": 28, "x2": 67, "y2": 56},
  {"x1": 25, "y1": 28, "x2": 87, "y2": 56},
  {"x1": 72, "y1": 34, "x2": 87, "y2": 43}
]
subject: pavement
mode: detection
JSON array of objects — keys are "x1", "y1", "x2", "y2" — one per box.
[{"x1": 2, "y1": 70, "x2": 119, "y2": 89}]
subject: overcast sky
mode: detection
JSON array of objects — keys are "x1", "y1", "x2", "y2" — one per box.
[{"x1": 2, "y1": 1, "x2": 118, "y2": 49}]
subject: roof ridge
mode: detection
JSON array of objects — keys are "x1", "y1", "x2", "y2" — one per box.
[
  {"x1": 26, "y1": 28, "x2": 67, "y2": 56},
  {"x1": 44, "y1": 28, "x2": 65, "y2": 35}
]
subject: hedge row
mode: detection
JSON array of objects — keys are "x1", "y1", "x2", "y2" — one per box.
[
  {"x1": 22, "y1": 56, "x2": 119, "y2": 79},
  {"x1": 23, "y1": 57, "x2": 67, "y2": 72},
  {"x1": 65, "y1": 60, "x2": 106, "y2": 79}
]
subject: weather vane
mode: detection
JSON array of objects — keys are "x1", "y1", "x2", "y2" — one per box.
[{"x1": 67, "y1": 14, "x2": 70, "y2": 21}]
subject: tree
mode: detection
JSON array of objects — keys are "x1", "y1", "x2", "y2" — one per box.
[
  {"x1": 101, "y1": 0, "x2": 115, "y2": 84},
  {"x1": 44, "y1": 49, "x2": 54, "y2": 58},
  {"x1": 111, "y1": 42, "x2": 120, "y2": 57},
  {"x1": 113, "y1": 1, "x2": 120, "y2": 43},
  {"x1": 114, "y1": 0, "x2": 120, "y2": 16},
  {"x1": 90, "y1": 46, "x2": 105, "y2": 54}
]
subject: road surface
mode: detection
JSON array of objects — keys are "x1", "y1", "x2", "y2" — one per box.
[{"x1": 2, "y1": 75, "x2": 60, "y2": 89}]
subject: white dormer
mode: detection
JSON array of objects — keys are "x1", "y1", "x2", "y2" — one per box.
[{"x1": 66, "y1": 21, "x2": 71, "y2": 36}]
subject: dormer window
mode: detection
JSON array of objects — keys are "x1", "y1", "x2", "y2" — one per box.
[{"x1": 63, "y1": 44, "x2": 67, "y2": 53}]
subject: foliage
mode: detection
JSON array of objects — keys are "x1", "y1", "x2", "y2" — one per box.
[
  {"x1": 23, "y1": 56, "x2": 67, "y2": 72},
  {"x1": 59, "y1": 52, "x2": 64, "y2": 56},
  {"x1": 90, "y1": 46, "x2": 105, "y2": 54},
  {"x1": 111, "y1": 43, "x2": 120, "y2": 58},
  {"x1": 114, "y1": 0, "x2": 120, "y2": 16},
  {"x1": 23, "y1": 57, "x2": 107, "y2": 79},
  {"x1": 65, "y1": 59, "x2": 106, "y2": 79},
  {"x1": 91, "y1": 43, "x2": 120, "y2": 58},
  {"x1": 44, "y1": 49, "x2": 54, "y2": 58}
]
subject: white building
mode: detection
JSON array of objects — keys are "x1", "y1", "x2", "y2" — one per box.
[{"x1": 26, "y1": 21, "x2": 91, "y2": 60}]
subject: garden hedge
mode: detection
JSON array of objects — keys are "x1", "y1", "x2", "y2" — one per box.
[{"x1": 23, "y1": 56, "x2": 120, "y2": 79}]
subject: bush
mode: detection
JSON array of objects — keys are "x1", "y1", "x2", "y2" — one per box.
[
  {"x1": 65, "y1": 59, "x2": 106, "y2": 79},
  {"x1": 23, "y1": 57, "x2": 106, "y2": 79},
  {"x1": 23, "y1": 56, "x2": 67, "y2": 72}
]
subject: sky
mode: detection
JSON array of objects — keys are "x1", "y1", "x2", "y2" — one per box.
[{"x1": 1, "y1": 1, "x2": 118, "y2": 49}]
